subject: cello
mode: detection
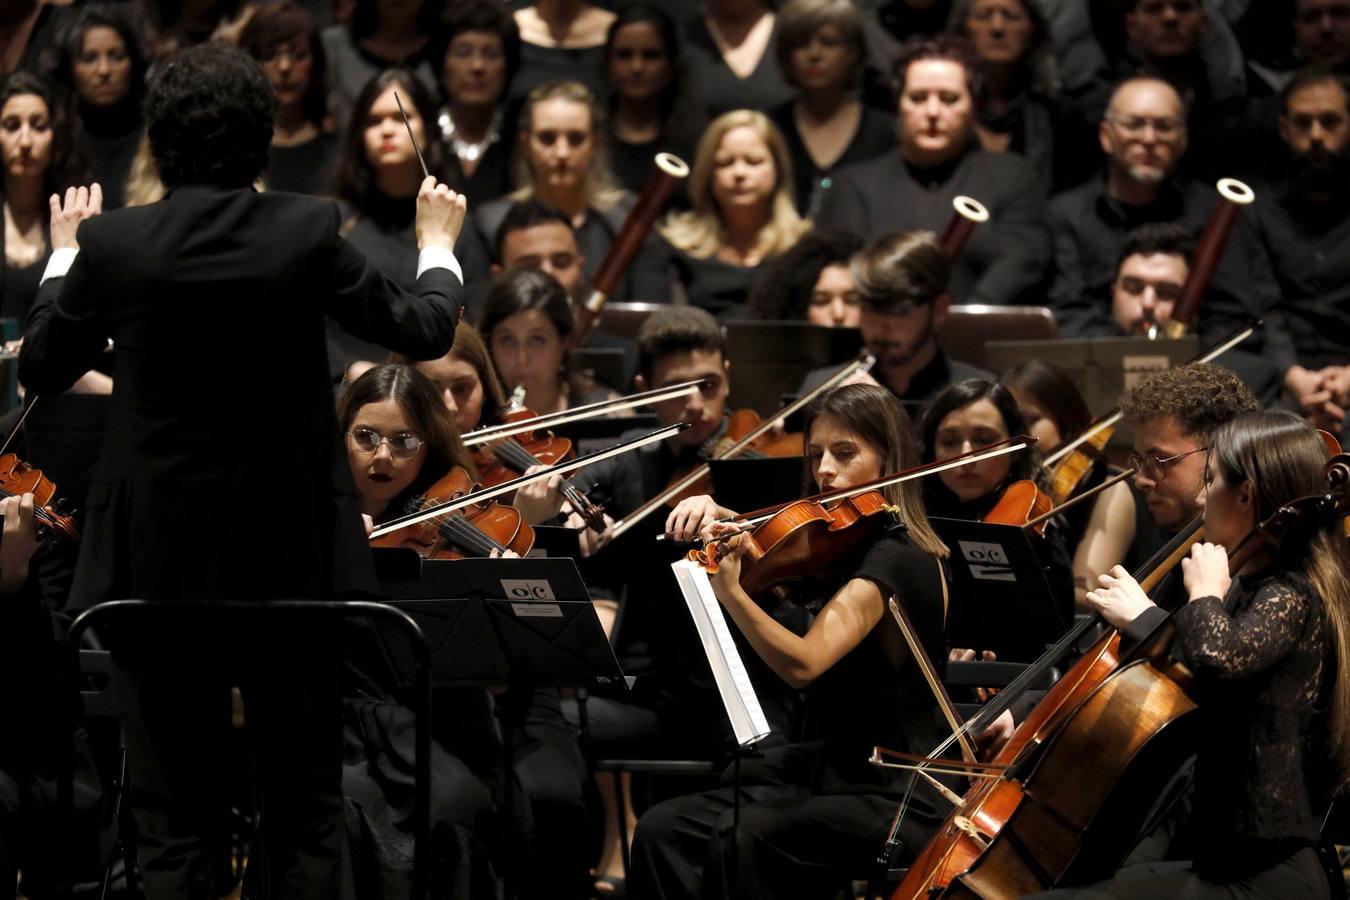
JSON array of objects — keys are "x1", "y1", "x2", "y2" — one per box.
[{"x1": 887, "y1": 451, "x2": 1350, "y2": 898}]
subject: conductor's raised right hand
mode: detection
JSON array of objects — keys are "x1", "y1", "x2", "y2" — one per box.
[
  {"x1": 416, "y1": 176, "x2": 467, "y2": 250},
  {"x1": 49, "y1": 183, "x2": 103, "y2": 250}
]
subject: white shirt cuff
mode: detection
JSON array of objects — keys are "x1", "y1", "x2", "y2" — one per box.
[
  {"x1": 416, "y1": 246, "x2": 462, "y2": 284},
  {"x1": 41, "y1": 248, "x2": 79, "y2": 284}
]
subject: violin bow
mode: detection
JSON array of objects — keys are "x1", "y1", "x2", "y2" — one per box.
[
  {"x1": 608, "y1": 351, "x2": 877, "y2": 540},
  {"x1": 369, "y1": 423, "x2": 687, "y2": 539},
  {"x1": 459, "y1": 378, "x2": 710, "y2": 447},
  {"x1": 0, "y1": 395, "x2": 37, "y2": 456}
]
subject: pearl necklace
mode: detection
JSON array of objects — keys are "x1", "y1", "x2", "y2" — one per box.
[{"x1": 439, "y1": 107, "x2": 503, "y2": 164}]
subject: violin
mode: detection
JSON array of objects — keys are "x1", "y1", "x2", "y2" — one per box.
[
  {"x1": 0, "y1": 453, "x2": 79, "y2": 545},
  {"x1": 690, "y1": 490, "x2": 893, "y2": 603},
  {"x1": 661, "y1": 408, "x2": 805, "y2": 508},
  {"x1": 471, "y1": 390, "x2": 608, "y2": 532},
  {"x1": 369, "y1": 466, "x2": 534, "y2": 559},
  {"x1": 983, "y1": 479, "x2": 1053, "y2": 537}
]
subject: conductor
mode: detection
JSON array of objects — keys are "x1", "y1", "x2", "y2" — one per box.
[{"x1": 18, "y1": 43, "x2": 467, "y2": 898}]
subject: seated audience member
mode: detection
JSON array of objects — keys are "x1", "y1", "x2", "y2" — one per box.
[
  {"x1": 798, "y1": 231, "x2": 993, "y2": 408},
  {"x1": 920, "y1": 378, "x2": 1075, "y2": 625},
  {"x1": 41, "y1": 3, "x2": 144, "y2": 210},
  {"x1": 468, "y1": 79, "x2": 672, "y2": 304},
  {"x1": 659, "y1": 109, "x2": 811, "y2": 317},
  {"x1": 683, "y1": 0, "x2": 795, "y2": 118},
  {"x1": 767, "y1": 0, "x2": 895, "y2": 218},
  {"x1": 817, "y1": 35, "x2": 1052, "y2": 307},
  {"x1": 325, "y1": 70, "x2": 487, "y2": 381},
  {"x1": 1047, "y1": 76, "x2": 1268, "y2": 347},
  {"x1": 1101, "y1": 0, "x2": 1250, "y2": 180},
  {"x1": 601, "y1": 2, "x2": 705, "y2": 197},
  {"x1": 2, "y1": 71, "x2": 90, "y2": 330},
  {"x1": 1250, "y1": 66, "x2": 1350, "y2": 435},
  {"x1": 950, "y1": 0, "x2": 1095, "y2": 191},
  {"x1": 239, "y1": 2, "x2": 339, "y2": 196},
  {"x1": 435, "y1": 0, "x2": 520, "y2": 209},
  {"x1": 490, "y1": 199, "x2": 639, "y2": 388},
  {"x1": 321, "y1": 0, "x2": 440, "y2": 129},
  {"x1": 481, "y1": 267, "x2": 618, "y2": 414},
  {"x1": 747, "y1": 226, "x2": 864, "y2": 326},
  {"x1": 510, "y1": 0, "x2": 613, "y2": 103}
]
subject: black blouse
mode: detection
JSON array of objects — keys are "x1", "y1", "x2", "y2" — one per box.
[
  {"x1": 682, "y1": 15, "x2": 795, "y2": 119},
  {"x1": 1174, "y1": 567, "x2": 1330, "y2": 877},
  {"x1": 767, "y1": 101, "x2": 896, "y2": 219},
  {"x1": 266, "y1": 132, "x2": 339, "y2": 197}
]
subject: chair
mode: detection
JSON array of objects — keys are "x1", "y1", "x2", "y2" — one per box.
[
  {"x1": 942, "y1": 305, "x2": 1059, "y2": 370},
  {"x1": 57, "y1": 599, "x2": 434, "y2": 900},
  {"x1": 591, "y1": 302, "x2": 667, "y2": 343},
  {"x1": 77, "y1": 648, "x2": 140, "y2": 900}
]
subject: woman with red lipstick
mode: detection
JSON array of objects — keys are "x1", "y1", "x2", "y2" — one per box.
[
  {"x1": 659, "y1": 108, "x2": 810, "y2": 317},
  {"x1": 239, "y1": 2, "x2": 338, "y2": 196},
  {"x1": 919, "y1": 377, "x2": 1075, "y2": 630},
  {"x1": 767, "y1": 0, "x2": 895, "y2": 218}
]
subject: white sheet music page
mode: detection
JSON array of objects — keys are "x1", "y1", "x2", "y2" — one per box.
[{"x1": 670, "y1": 559, "x2": 771, "y2": 748}]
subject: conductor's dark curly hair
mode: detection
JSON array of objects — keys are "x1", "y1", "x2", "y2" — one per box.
[{"x1": 144, "y1": 43, "x2": 274, "y2": 189}]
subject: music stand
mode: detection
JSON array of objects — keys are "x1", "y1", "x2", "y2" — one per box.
[
  {"x1": 930, "y1": 517, "x2": 1067, "y2": 662},
  {"x1": 567, "y1": 348, "x2": 628, "y2": 394},
  {"x1": 984, "y1": 336, "x2": 1200, "y2": 418},
  {"x1": 708, "y1": 457, "x2": 803, "y2": 514},
  {"x1": 723, "y1": 321, "x2": 862, "y2": 416}
]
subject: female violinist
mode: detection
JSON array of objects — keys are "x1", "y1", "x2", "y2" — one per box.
[
  {"x1": 338, "y1": 363, "x2": 477, "y2": 525},
  {"x1": 919, "y1": 378, "x2": 1075, "y2": 629},
  {"x1": 1001, "y1": 360, "x2": 1137, "y2": 607},
  {"x1": 628, "y1": 383, "x2": 953, "y2": 900},
  {"x1": 1029, "y1": 410, "x2": 1350, "y2": 899}
]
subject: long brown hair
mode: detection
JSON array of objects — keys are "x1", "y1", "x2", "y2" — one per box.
[
  {"x1": 391, "y1": 322, "x2": 509, "y2": 425},
  {"x1": 1209, "y1": 410, "x2": 1350, "y2": 790},
  {"x1": 801, "y1": 384, "x2": 948, "y2": 559},
  {"x1": 338, "y1": 364, "x2": 477, "y2": 492}
]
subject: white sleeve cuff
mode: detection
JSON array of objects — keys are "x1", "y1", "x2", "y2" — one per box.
[
  {"x1": 416, "y1": 246, "x2": 463, "y2": 284},
  {"x1": 40, "y1": 248, "x2": 79, "y2": 284}
]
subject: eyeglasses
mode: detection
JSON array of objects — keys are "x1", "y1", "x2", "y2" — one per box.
[
  {"x1": 1128, "y1": 446, "x2": 1207, "y2": 480},
  {"x1": 1107, "y1": 116, "x2": 1185, "y2": 138},
  {"x1": 348, "y1": 428, "x2": 425, "y2": 458}
]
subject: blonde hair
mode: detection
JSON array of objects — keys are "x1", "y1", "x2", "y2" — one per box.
[
  {"x1": 124, "y1": 133, "x2": 165, "y2": 207},
  {"x1": 660, "y1": 109, "x2": 810, "y2": 261},
  {"x1": 512, "y1": 79, "x2": 625, "y2": 212}
]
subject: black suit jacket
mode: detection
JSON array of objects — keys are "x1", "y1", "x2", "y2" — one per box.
[{"x1": 19, "y1": 185, "x2": 462, "y2": 607}]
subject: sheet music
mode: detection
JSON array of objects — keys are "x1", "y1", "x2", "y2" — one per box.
[{"x1": 670, "y1": 560, "x2": 771, "y2": 748}]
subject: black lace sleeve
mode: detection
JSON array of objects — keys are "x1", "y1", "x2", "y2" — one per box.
[{"x1": 1173, "y1": 579, "x2": 1312, "y2": 681}]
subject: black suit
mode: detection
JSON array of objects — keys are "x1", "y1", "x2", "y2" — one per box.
[{"x1": 18, "y1": 184, "x2": 462, "y2": 898}]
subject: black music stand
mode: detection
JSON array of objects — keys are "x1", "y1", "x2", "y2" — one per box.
[
  {"x1": 929, "y1": 517, "x2": 1067, "y2": 662},
  {"x1": 723, "y1": 321, "x2": 862, "y2": 416},
  {"x1": 708, "y1": 457, "x2": 803, "y2": 514},
  {"x1": 555, "y1": 415, "x2": 660, "y2": 455}
]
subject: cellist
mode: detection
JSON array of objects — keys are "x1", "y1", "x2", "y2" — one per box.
[
  {"x1": 1026, "y1": 410, "x2": 1350, "y2": 900},
  {"x1": 628, "y1": 384, "x2": 953, "y2": 900}
]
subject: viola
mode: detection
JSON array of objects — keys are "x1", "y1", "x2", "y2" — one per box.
[
  {"x1": 472, "y1": 394, "x2": 608, "y2": 532},
  {"x1": 370, "y1": 466, "x2": 534, "y2": 560},
  {"x1": 0, "y1": 453, "x2": 79, "y2": 545},
  {"x1": 983, "y1": 479, "x2": 1053, "y2": 537}
]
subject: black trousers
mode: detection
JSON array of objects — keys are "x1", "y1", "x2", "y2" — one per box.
[
  {"x1": 627, "y1": 742, "x2": 939, "y2": 900},
  {"x1": 1022, "y1": 848, "x2": 1332, "y2": 900},
  {"x1": 112, "y1": 616, "x2": 346, "y2": 900}
]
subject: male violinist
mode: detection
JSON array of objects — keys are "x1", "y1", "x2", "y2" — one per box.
[{"x1": 18, "y1": 44, "x2": 468, "y2": 898}]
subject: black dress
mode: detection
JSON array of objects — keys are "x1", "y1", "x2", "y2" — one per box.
[
  {"x1": 79, "y1": 101, "x2": 142, "y2": 211},
  {"x1": 767, "y1": 102, "x2": 896, "y2": 219},
  {"x1": 669, "y1": 249, "x2": 762, "y2": 319},
  {"x1": 266, "y1": 132, "x2": 339, "y2": 196},
  {"x1": 509, "y1": 42, "x2": 607, "y2": 105},
  {"x1": 626, "y1": 527, "x2": 952, "y2": 900},
  {"x1": 682, "y1": 15, "x2": 795, "y2": 119}
]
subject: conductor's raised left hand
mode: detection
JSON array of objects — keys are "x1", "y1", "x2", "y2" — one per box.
[{"x1": 49, "y1": 183, "x2": 103, "y2": 250}]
